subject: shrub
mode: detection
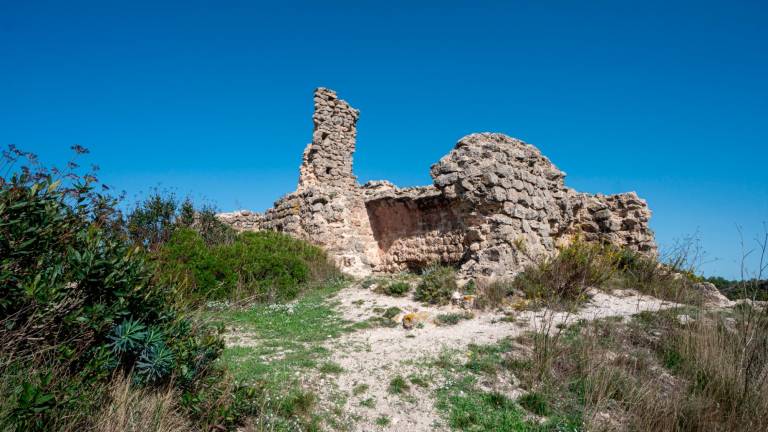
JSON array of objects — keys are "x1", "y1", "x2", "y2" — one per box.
[
  {"x1": 127, "y1": 192, "x2": 236, "y2": 251},
  {"x1": 0, "y1": 147, "x2": 239, "y2": 430},
  {"x1": 383, "y1": 307, "x2": 402, "y2": 319},
  {"x1": 156, "y1": 229, "x2": 339, "y2": 304},
  {"x1": 615, "y1": 248, "x2": 702, "y2": 303},
  {"x1": 475, "y1": 279, "x2": 515, "y2": 309},
  {"x1": 127, "y1": 192, "x2": 180, "y2": 251},
  {"x1": 382, "y1": 281, "x2": 410, "y2": 297},
  {"x1": 709, "y1": 277, "x2": 768, "y2": 301},
  {"x1": 513, "y1": 240, "x2": 619, "y2": 304},
  {"x1": 415, "y1": 265, "x2": 457, "y2": 305},
  {"x1": 435, "y1": 312, "x2": 472, "y2": 326}
]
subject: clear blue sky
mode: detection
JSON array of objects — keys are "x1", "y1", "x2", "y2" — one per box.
[{"x1": 2, "y1": 1, "x2": 766, "y2": 279}]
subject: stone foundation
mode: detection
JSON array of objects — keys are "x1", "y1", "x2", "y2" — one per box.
[{"x1": 218, "y1": 88, "x2": 656, "y2": 278}]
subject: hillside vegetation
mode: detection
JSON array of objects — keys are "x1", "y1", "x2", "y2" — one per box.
[{"x1": 0, "y1": 146, "x2": 341, "y2": 431}]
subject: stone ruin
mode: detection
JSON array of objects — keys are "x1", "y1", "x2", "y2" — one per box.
[{"x1": 218, "y1": 88, "x2": 656, "y2": 279}]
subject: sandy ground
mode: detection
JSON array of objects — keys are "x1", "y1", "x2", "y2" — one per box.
[{"x1": 309, "y1": 283, "x2": 679, "y2": 431}]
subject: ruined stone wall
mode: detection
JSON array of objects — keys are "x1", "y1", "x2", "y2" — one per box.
[
  {"x1": 298, "y1": 88, "x2": 359, "y2": 190},
  {"x1": 562, "y1": 191, "x2": 655, "y2": 253},
  {"x1": 218, "y1": 88, "x2": 657, "y2": 279},
  {"x1": 364, "y1": 187, "x2": 467, "y2": 272}
]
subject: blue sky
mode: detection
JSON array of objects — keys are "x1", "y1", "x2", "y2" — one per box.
[{"x1": 2, "y1": 0, "x2": 766, "y2": 278}]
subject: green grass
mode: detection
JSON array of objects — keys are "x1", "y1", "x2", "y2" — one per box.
[
  {"x1": 409, "y1": 374, "x2": 431, "y2": 388},
  {"x1": 435, "y1": 312, "x2": 472, "y2": 326},
  {"x1": 375, "y1": 415, "x2": 391, "y2": 426},
  {"x1": 383, "y1": 306, "x2": 402, "y2": 319},
  {"x1": 436, "y1": 376, "x2": 532, "y2": 431},
  {"x1": 518, "y1": 392, "x2": 550, "y2": 416},
  {"x1": 213, "y1": 281, "x2": 352, "y2": 388},
  {"x1": 464, "y1": 339, "x2": 515, "y2": 375},
  {"x1": 388, "y1": 375, "x2": 410, "y2": 394},
  {"x1": 359, "y1": 397, "x2": 376, "y2": 408},
  {"x1": 318, "y1": 361, "x2": 344, "y2": 374},
  {"x1": 210, "y1": 280, "x2": 368, "y2": 430},
  {"x1": 429, "y1": 339, "x2": 581, "y2": 432},
  {"x1": 352, "y1": 383, "x2": 369, "y2": 396}
]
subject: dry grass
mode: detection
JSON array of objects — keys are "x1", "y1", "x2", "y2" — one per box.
[
  {"x1": 525, "y1": 305, "x2": 768, "y2": 432},
  {"x1": 513, "y1": 240, "x2": 620, "y2": 304},
  {"x1": 474, "y1": 279, "x2": 514, "y2": 310},
  {"x1": 94, "y1": 374, "x2": 191, "y2": 432},
  {"x1": 474, "y1": 240, "x2": 708, "y2": 311}
]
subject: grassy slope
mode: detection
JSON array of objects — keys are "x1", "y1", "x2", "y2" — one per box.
[{"x1": 212, "y1": 282, "x2": 352, "y2": 387}]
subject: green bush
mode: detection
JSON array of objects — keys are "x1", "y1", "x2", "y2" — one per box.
[
  {"x1": 0, "y1": 147, "x2": 238, "y2": 431},
  {"x1": 414, "y1": 265, "x2": 457, "y2": 305},
  {"x1": 156, "y1": 228, "x2": 339, "y2": 304},
  {"x1": 383, "y1": 281, "x2": 410, "y2": 297},
  {"x1": 383, "y1": 306, "x2": 402, "y2": 319},
  {"x1": 616, "y1": 248, "x2": 702, "y2": 303},
  {"x1": 127, "y1": 192, "x2": 181, "y2": 250},
  {"x1": 435, "y1": 312, "x2": 472, "y2": 326}
]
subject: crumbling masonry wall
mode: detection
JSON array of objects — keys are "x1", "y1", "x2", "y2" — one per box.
[{"x1": 218, "y1": 88, "x2": 656, "y2": 278}]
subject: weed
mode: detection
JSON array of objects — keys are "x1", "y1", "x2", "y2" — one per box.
[
  {"x1": 435, "y1": 312, "x2": 472, "y2": 326},
  {"x1": 475, "y1": 279, "x2": 515, "y2": 309},
  {"x1": 518, "y1": 392, "x2": 549, "y2": 416},
  {"x1": 388, "y1": 375, "x2": 410, "y2": 394},
  {"x1": 382, "y1": 281, "x2": 410, "y2": 296},
  {"x1": 361, "y1": 277, "x2": 378, "y2": 289},
  {"x1": 359, "y1": 398, "x2": 376, "y2": 408},
  {"x1": 408, "y1": 374, "x2": 430, "y2": 388},
  {"x1": 435, "y1": 376, "x2": 530, "y2": 431},
  {"x1": 375, "y1": 415, "x2": 391, "y2": 426},
  {"x1": 513, "y1": 239, "x2": 619, "y2": 305},
  {"x1": 415, "y1": 265, "x2": 458, "y2": 305},
  {"x1": 352, "y1": 384, "x2": 369, "y2": 396},
  {"x1": 318, "y1": 362, "x2": 344, "y2": 374},
  {"x1": 382, "y1": 306, "x2": 402, "y2": 319}
]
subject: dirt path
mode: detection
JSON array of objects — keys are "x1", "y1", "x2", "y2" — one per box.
[{"x1": 317, "y1": 283, "x2": 679, "y2": 431}]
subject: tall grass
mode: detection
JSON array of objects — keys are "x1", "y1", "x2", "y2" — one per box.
[
  {"x1": 568, "y1": 307, "x2": 768, "y2": 431},
  {"x1": 513, "y1": 240, "x2": 620, "y2": 304},
  {"x1": 510, "y1": 230, "x2": 768, "y2": 431},
  {"x1": 94, "y1": 374, "x2": 191, "y2": 432}
]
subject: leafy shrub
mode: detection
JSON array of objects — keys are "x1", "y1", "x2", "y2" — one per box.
[
  {"x1": 0, "y1": 147, "x2": 237, "y2": 430},
  {"x1": 513, "y1": 240, "x2": 620, "y2": 303},
  {"x1": 156, "y1": 228, "x2": 339, "y2": 304},
  {"x1": 383, "y1": 307, "x2": 402, "y2": 319},
  {"x1": 127, "y1": 192, "x2": 181, "y2": 250},
  {"x1": 382, "y1": 281, "x2": 410, "y2": 297},
  {"x1": 435, "y1": 312, "x2": 473, "y2": 326},
  {"x1": 415, "y1": 265, "x2": 458, "y2": 305}
]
